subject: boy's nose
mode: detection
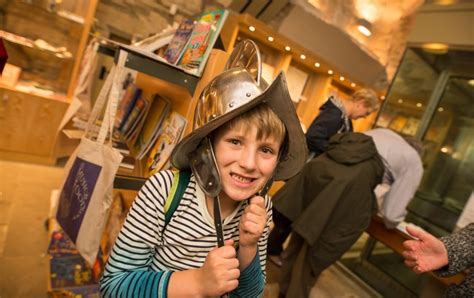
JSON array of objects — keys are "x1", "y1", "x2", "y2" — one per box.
[{"x1": 238, "y1": 148, "x2": 257, "y2": 170}]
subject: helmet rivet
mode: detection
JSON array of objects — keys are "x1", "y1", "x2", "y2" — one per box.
[
  {"x1": 246, "y1": 92, "x2": 251, "y2": 97},
  {"x1": 229, "y1": 101, "x2": 234, "y2": 108}
]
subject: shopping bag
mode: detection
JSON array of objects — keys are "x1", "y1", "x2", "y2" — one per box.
[{"x1": 55, "y1": 50, "x2": 127, "y2": 266}]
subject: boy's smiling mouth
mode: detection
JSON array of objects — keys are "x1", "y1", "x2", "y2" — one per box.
[{"x1": 230, "y1": 173, "x2": 256, "y2": 184}]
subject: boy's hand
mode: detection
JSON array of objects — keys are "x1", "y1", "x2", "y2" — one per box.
[
  {"x1": 239, "y1": 196, "x2": 267, "y2": 248},
  {"x1": 198, "y1": 239, "x2": 240, "y2": 296}
]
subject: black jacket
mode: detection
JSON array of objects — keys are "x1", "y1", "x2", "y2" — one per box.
[
  {"x1": 305, "y1": 98, "x2": 353, "y2": 157},
  {"x1": 273, "y1": 132, "x2": 384, "y2": 273}
]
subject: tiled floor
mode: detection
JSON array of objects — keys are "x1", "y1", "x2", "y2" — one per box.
[{"x1": 0, "y1": 159, "x2": 379, "y2": 297}]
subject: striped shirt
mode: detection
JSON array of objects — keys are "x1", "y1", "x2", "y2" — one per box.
[{"x1": 100, "y1": 170, "x2": 272, "y2": 297}]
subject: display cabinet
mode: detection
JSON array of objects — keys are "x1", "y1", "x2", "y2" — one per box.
[
  {"x1": 343, "y1": 45, "x2": 474, "y2": 297},
  {"x1": 0, "y1": 0, "x2": 98, "y2": 163}
]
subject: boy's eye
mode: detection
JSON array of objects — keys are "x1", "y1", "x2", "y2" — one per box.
[
  {"x1": 229, "y1": 139, "x2": 241, "y2": 145},
  {"x1": 261, "y1": 146, "x2": 275, "y2": 155}
]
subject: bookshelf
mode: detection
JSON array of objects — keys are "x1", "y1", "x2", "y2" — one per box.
[
  {"x1": 0, "y1": 0, "x2": 98, "y2": 164},
  {"x1": 97, "y1": 44, "x2": 229, "y2": 190}
]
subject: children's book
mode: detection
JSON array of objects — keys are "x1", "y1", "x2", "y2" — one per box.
[
  {"x1": 178, "y1": 9, "x2": 228, "y2": 76},
  {"x1": 146, "y1": 111, "x2": 188, "y2": 176},
  {"x1": 129, "y1": 94, "x2": 171, "y2": 160},
  {"x1": 116, "y1": 86, "x2": 142, "y2": 130},
  {"x1": 163, "y1": 18, "x2": 195, "y2": 64},
  {"x1": 119, "y1": 96, "x2": 149, "y2": 138}
]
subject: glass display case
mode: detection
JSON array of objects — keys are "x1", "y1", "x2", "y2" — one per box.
[
  {"x1": 373, "y1": 47, "x2": 474, "y2": 235},
  {"x1": 342, "y1": 46, "x2": 474, "y2": 297}
]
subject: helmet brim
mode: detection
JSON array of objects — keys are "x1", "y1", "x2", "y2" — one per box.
[{"x1": 171, "y1": 71, "x2": 307, "y2": 181}]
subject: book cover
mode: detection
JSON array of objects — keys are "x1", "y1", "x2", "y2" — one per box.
[
  {"x1": 130, "y1": 94, "x2": 171, "y2": 160},
  {"x1": 119, "y1": 96, "x2": 149, "y2": 138},
  {"x1": 178, "y1": 9, "x2": 228, "y2": 76},
  {"x1": 117, "y1": 86, "x2": 142, "y2": 131},
  {"x1": 114, "y1": 84, "x2": 136, "y2": 129},
  {"x1": 146, "y1": 111, "x2": 188, "y2": 176},
  {"x1": 163, "y1": 18, "x2": 195, "y2": 64}
]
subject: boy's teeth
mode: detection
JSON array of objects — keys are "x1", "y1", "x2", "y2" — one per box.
[{"x1": 232, "y1": 174, "x2": 251, "y2": 182}]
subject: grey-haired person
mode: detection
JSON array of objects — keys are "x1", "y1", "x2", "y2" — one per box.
[{"x1": 100, "y1": 40, "x2": 307, "y2": 297}]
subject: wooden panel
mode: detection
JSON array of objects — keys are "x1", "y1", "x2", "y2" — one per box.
[{"x1": 0, "y1": 87, "x2": 68, "y2": 157}]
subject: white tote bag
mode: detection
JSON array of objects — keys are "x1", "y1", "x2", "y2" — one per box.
[{"x1": 55, "y1": 50, "x2": 127, "y2": 266}]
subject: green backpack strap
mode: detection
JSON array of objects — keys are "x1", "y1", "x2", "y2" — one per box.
[{"x1": 164, "y1": 170, "x2": 191, "y2": 227}]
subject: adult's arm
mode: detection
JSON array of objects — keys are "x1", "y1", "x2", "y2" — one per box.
[
  {"x1": 436, "y1": 223, "x2": 474, "y2": 277},
  {"x1": 381, "y1": 161, "x2": 423, "y2": 229},
  {"x1": 305, "y1": 108, "x2": 344, "y2": 156}
]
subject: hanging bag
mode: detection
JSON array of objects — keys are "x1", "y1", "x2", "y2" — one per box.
[{"x1": 55, "y1": 50, "x2": 127, "y2": 266}]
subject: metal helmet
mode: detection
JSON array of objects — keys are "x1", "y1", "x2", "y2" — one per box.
[{"x1": 170, "y1": 39, "x2": 307, "y2": 197}]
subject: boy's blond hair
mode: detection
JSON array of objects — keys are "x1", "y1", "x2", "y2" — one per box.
[
  {"x1": 350, "y1": 88, "x2": 379, "y2": 110},
  {"x1": 215, "y1": 104, "x2": 286, "y2": 146}
]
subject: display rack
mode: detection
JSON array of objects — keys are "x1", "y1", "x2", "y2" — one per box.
[{"x1": 95, "y1": 43, "x2": 228, "y2": 191}]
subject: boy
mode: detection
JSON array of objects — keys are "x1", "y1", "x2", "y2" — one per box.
[{"x1": 100, "y1": 40, "x2": 307, "y2": 297}]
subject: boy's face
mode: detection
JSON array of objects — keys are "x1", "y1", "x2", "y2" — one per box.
[{"x1": 212, "y1": 125, "x2": 281, "y2": 202}]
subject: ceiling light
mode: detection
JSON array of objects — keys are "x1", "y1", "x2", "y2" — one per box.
[
  {"x1": 340, "y1": 76, "x2": 345, "y2": 81},
  {"x1": 438, "y1": 107, "x2": 444, "y2": 112},
  {"x1": 328, "y1": 70, "x2": 334, "y2": 75},
  {"x1": 285, "y1": 46, "x2": 291, "y2": 51},
  {"x1": 300, "y1": 54, "x2": 306, "y2": 60},
  {"x1": 380, "y1": 95, "x2": 385, "y2": 100},
  {"x1": 356, "y1": 18, "x2": 372, "y2": 37},
  {"x1": 468, "y1": 79, "x2": 474, "y2": 86},
  {"x1": 249, "y1": 26, "x2": 255, "y2": 32},
  {"x1": 398, "y1": 99, "x2": 403, "y2": 103},
  {"x1": 416, "y1": 103, "x2": 422, "y2": 107},
  {"x1": 351, "y1": 83, "x2": 356, "y2": 87},
  {"x1": 314, "y1": 62, "x2": 320, "y2": 67},
  {"x1": 422, "y1": 43, "x2": 449, "y2": 54},
  {"x1": 268, "y1": 36, "x2": 274, "y2": 42},
  {"x1": 433, "y1": 0, "x2": 458, "y2": 5}
]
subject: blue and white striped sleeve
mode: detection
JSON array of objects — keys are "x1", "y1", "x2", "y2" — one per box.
[{"x1": 100, "y1": 171, "x2": 173, "y2": 298}]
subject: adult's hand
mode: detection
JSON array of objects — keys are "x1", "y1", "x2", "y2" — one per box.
[{"x1": 402, "y1": 226, "x2": 449, "y2": 274}]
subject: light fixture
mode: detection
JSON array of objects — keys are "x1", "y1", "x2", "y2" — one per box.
[
  {"x1": 422, "y1": 43, "x2": 449, "y2": 54},
  {"x1": 351, "y1": 83, "x2": 356, "y2": 88},
  {"x1": 468, "y1": 79, "x2": 474, "y2": 86},
  {"x1": 356, "y1": 18, "x2": 372, "y2": 37},
  {"x1": 433, "y1": 0, "x2": 459, "y2": 5},
  {"x1": 328, "y1": 70, "x2": 333, "y2": 75},
  {"x1": 380, "y1": 95, "x2": 385, "y2": 100},
  {"x1": 249, "y1": 26, "x2": 256, "y2": 32},
  {"x1": 268, "y1": 36, "x2": 274, "y2": 42},
  {"x1": 398, "y1": 99, "x2": 403, "y2": 103},
  {"x1": 438, "y1": 107, "x2": 444, "y2": 112},
  {"x1": 340, "y1": 76, "x2": 345, "y2": 81},
  {"x1": 314, "y1": 62, "x2": 320, "y2": 68},
  {"x1": 285, "y1": 46, "x2": 291, "y2": 51},
  {"x1": 300, "y1": 54, "x2": 306, "y2": 60},
  {"x1": 416, "y1": 102, "x2": 422, "y2": 108}
]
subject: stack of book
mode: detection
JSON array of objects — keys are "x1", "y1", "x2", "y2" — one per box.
[
  {"x1": 47, "y1": 219, "x2": 103, "y2": 297},
  {"x1": 161, "y1": 9, "x2": 228, "y2": 76}
]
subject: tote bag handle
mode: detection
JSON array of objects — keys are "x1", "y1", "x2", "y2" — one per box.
[{"x1": 85, "y1": 49, "x2": 128, "y2": 145}]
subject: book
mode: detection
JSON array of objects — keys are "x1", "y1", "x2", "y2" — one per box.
[
  {"x1": 178, "y1": 9, "x2": 228, "y2": 76},
  {"x1": 115, "y1": 85, "x2": 141, "y2": 130},
  {"x1": 146, "y1": 111, "x2": 188, "y2": 176},
  {"x1": 129, "y1": 94, "x2": 171, "y2": 160},
  {"x1": 119, "y1": 96, "x2": 149, "y2": 137},
  {"x1": 163, "y1": 18, "x2": 195, "y2": 64}
]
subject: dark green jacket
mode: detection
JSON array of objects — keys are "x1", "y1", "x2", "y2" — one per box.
[{"x1": 273, "y1": 132, "x2": 384, "y2": 273}]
